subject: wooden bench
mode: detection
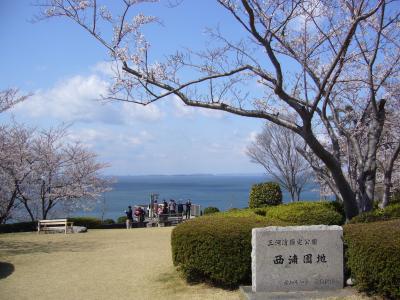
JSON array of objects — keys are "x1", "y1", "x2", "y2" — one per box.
[{"x1": 37, "y1": 219, "x2": 74, "y2": 234}]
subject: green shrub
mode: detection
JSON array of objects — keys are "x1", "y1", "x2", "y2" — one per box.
[
  {"x1": 117, "y1": 216, "x2": 127, "y2": 223},
  {"x1": 172, "y1": 201, "x2": 342, "y2": 288},
  {"x1": 327, "y1": 200, "x2": 346, "y2": 220},
  {"x1": 102, "y1": 218, "x2": 115, "y2": 224},
  {"x1": 348, "y1": 203, "x2": 400, "y2": 224},
  {"x1": 68, "y1": 217, "x2": 102, "y2": 228},
  {"x1": 385, "y1": 203, "x2": 400, "y2": 216},
  {"x1": 171, "y1": 215, "x2": 285, "y2": 288},
  {"x1": 390, "y1": 189, "x2": 400, "y2": 205},
  {"x1": 221, "y1": 208, "x2": 265, "y2": 219},
  {"x1": 93, "y1": 223, "x2": 125, "y2": 229},
  {"x1": 0, "y1": 221, "x2": 37, "y2": 233},
  {"x1": 344, "y1": 219, "x2": 400, "y2": 298},
  {"x1": 265, "y1": 201, "x2": 345, "y2": 225},
  {"x1": 254, "y1": 208, "x2": 267, "y2": 216},
  {"x1": 227, "y1": 208, "x2": 240, "y2": 212},
  {"x1": 249, "y1": 182, "x2": 282, "y2": 208},
  {"x1": 203, "y1": 207, "x2": 220, "y2": 215}
]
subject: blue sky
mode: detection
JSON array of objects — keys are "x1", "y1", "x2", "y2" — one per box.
[{"x1": 0, "y1": 0, "x2": 266, "y2": 175}]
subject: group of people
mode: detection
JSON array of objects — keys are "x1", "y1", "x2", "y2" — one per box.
[
  {"x1": 124, "y1": 199, "x2": 193, "y2": 229},
  {"x1": 125, "y1": 205, "x2": 146, "y2": 229},
  {"x1": 153, "y1": 199, "x2": 192, "y2": 219}
]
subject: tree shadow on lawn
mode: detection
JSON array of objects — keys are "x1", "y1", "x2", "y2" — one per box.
[
  {"x1": 0, "y1": 239, "x2": 97, "y2": 257},
  {"x1": 0, "y1": 262, "x2": 14, "y2": 279}
]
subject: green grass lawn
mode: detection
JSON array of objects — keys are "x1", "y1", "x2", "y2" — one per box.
[{"x1": 0, "y1": 227, "x2": 372, "y2": 300}]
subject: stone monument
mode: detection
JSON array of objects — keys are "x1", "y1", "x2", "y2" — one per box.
[
  {"x1": 241, "y1": 225, "x2": 352, "y2": 299},
  {"x1": 253, "y1": 225, "x2": 343, "y2": 292}
]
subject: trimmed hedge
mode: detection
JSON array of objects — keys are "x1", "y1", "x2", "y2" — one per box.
[
  {"x1": 68, "y1": 217, "x2": 103, "y2": 228},
  {"x1": 348, "y1": 203, "x2": 400, "y2": 224},
  {"x1": 68, "y1": 217, "x2": 129, "y2": 229},
  {"x1": 117, "y1": 216, "x2": 127, "y2": 223},
  {"x1": 0, "y1": 221, "x2": 37, "y2": 233},
  {"x1": 0, "y1": 217, "x2": 127, "y2": 233},
  {"x1": 249, "y1": 182, "x2": 282, "y2": 208},
  {"x1": 171, "y1": 201, "x2": 345, "y2": 288},
  {"x1": 265, "y1": 201, "x2": 345, "y2": 225},
  {"x1": 102, "y1": 219, "x2": 115, "y2": 225},
  {"x1": 203, "y1": 207, "x2": 220, "y2": 215},
  {"x1": 171, "y1": 215, "x2": 286, "y2": 288},
  {"x1": 92, "y1": 223, "x2": 125, "y2": 229},
  {"x1": 344, "y1": 219, "x2": 400, "y2": 299}
]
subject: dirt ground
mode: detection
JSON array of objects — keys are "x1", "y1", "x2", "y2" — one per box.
[{"x1": 0, "y1": 227, "x2": 371, "y2": 300}]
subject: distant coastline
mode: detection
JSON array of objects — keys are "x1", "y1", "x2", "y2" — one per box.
[
  {"x1": 105, "y1": 173, "x2": 266, "y2": 178},
  {"x1": 75, "y1": 174, "x2": 321, "y2": 221}
]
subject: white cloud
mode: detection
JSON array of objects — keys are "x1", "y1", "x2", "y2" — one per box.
[
  {"x1": 91, "y1": 61, "x2": 121, "y2": 77},
  {"x1": 68, "y1": 127, "x2": 154, "y2": 150},
  {"x1": 122, "y1": 102, "x2": 164, "y2": 123},
  {"x1": 12, "y1": 74, "x2": 163, "y2": 125}
]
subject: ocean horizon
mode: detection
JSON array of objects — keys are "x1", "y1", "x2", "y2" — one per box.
[{"x1": 75, "y1": 174, "x2": 323, "y2": 221}]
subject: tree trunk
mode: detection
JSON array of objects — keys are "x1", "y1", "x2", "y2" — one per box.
[
  {"x1": 0, "y1": 188, "x2": 18, "y2": 224},
  {"x1": 364, "y1": 176, "x2": 375, "y2": 211},
  {"x1": 302, "y1": 128, "x2": 359, "y2": 220},
  {"x1": 289, "y1": 190, "x2": 296, "y2": 202},
  {"x1": 21, "y1": 199, "x2": 35, "y2": 221},
  {"x1": 380, "y1": 143, "x2": 400, "y2": 208},
  {"x1": 380, "y1": 171, "x2": 391, "y2": 208},
  {"x1": 295, "y1": 188, "x2": 302, "y2": 202}
]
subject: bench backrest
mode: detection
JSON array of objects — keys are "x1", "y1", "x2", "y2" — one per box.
[{"x1": 38, "y1": 219, "x2": 68, "y2": 224}]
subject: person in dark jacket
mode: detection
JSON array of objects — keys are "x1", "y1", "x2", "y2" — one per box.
[
  {"x1": 177, "y1": 201, "x2": 184, "y2": 215},
  {"x1": 125, "y1": 206, "x2": 133, "y2": 229},
  {"x1": 185, "y1": 200, "x2": 192, "y2": 219}
]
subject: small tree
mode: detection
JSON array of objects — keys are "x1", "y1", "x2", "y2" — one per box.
[
  {"x1": 249, "y1": 182, "x2": 282, "y2": 208},
  {"x1": 0, "y1": 124, "x2": 33, "y2": 224},
  {"x1": 248, "y1": 123, "x2": 312, "y2": 202},
  {"x1": 15, "y1": 125, "x2": 112, "y2": 220},
  {"x1": 0, "y1": 89, "x2": 30, "y2": 224}
]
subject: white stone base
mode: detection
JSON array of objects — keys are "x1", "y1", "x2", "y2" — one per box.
[{"x1": 240, "y1": 286, "x2": 357, "y2": 300}]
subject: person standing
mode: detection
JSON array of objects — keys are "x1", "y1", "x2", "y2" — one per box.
[
  {"x1": 153, "y1": 200, "x2": 158, "y2": 218},
  {"x1": 163, "y1": 199, "x2": 168, "y2": 214},
  {"x1": 125, "y1": 206, "x2": 133, "y2": 229},
  {"x1": 138, "y1": 207, "x2": 145, "y2": 226},
  {"x1": 177, "y1": 201, "x2": 184, "y2": 216},
  {"x1": 169, "y1": 199, "x2": 176, "y2": 214},
  {"x1": 185, "y1": 200, "x2": 192, "y2": 219}
]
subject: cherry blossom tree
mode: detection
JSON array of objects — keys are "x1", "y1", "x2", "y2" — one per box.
[
  {"x1": 376, "y1": 103, "x2": 400, "y2": 208},
  {"x1": 0, "y1": 124, "x2": 34, "y2": 224},
  {"x1": 17, "y1": 126, "x2": 111, "y2": 221},
  {"x1": 0, "y1": 123, "x2": 111, "y2": 223},
  {"x1": 0, "y1": 89, "x2": 31, "y2": 223},
  {"x1": 38, "y1": 0, "x2": 400, "y2": 220},
  {"x1": 247, "y1": 123, "x2": 312, "y2": 202}
]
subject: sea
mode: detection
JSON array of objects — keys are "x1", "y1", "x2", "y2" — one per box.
[{"x1": 77, "y1": 174, "x2": 323, "y2": 221}]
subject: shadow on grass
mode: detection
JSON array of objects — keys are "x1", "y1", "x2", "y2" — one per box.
[
  {"x1": 155, "y1": 269, "x2": 187, "y2": 294},
  {"x1": 0, "y1": 262, "x2": 14, "y2": 279},
  {"x1": 0, "y1": 239, "x2": 96, "y2": 257}
]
